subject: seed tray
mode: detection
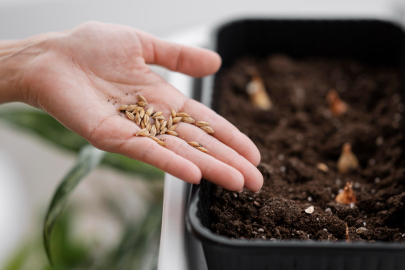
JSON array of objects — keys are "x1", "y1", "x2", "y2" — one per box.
[{"x1": 186, "y1": 19, "x2": 405, "y2": 270}]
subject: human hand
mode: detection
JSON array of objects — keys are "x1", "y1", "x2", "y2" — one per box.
[{"x1": 1, "y1": 22, "x2": 263, "y2": 191}]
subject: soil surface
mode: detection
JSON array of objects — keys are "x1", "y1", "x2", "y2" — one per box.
[{"x1": 210, "y1": 55, "x2": 405, "y2": 242}]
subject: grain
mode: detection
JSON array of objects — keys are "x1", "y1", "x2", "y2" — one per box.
[
  {"x1": 135, "y1": 112, "x2": 141, "y2": 125},
  {"x1": 173, "y1": 117, "x2": 182, "y2": 124},
  {"x1": 196, "y1": 146, "x2": 209, "y2": 153},
  {"x1": 196, "y1": 121, "x2": 210, "y2": 127},
  {"x1": 136, "y1": 129, "x2": 150, "y2": 137},
  {"x1": 126, "y1": 111, "x2": 135, "y2": 121},
  {"x1": 200, "y1": 126, "x2": 214, "y2": 134},
  {"x1": 168, "y1": 116, "x2": 173, "y2": 129},
  {"x1": 150, "y1": 126, "x2": 157, "y2": 137},
  {"x1": 119, "y1": 105, "x2": 128, "y2": 111},
  {"x1": 143, "y1": 114, "x2": 149, "y2": 125},
  {"x1": 182, "y1": 117, "x2": 195, "y2": 124},
  {"x1": 176, "y1": 112, "x2": 189, "y2": 117},
  {"x1": 140, "y1": 108, "x2": 145, "y2": 118},
  {"x1": 171, "y1": 109, "x2": 177, "y2": 118},
  {"x1": 188, "y1": 142, "x2": 200, "y2": 147},
  {"x1": 126, "y1": 105, "x2": 137, "y2": 112},
  {"x1": 157, "y1": 140, "x2": 167, "y2": 147},
  {"x1": 168, "y1": 125, "x2": 177, "y2": 132},
  {"x1": 166, "y1": 130, "x2": 178, "y2": 136},
  {"x1": 146, "y1": 107, "x2": 154, "y2": 116}
]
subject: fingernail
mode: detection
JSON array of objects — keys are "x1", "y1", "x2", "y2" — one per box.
[
  {"x1": 238, "y1": 188, "x2": 244, "y2": 193},
  {"x1": 255, "y1": 190, "x2": 261, "y2": 194}
]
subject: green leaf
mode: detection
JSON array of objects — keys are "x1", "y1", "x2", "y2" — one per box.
[
  {"x1": 43, "y1": 145, "x2": 105, "y2": 268},
  {"x1": 0, "y1": 110, "x2": 163, "y2": 179}
]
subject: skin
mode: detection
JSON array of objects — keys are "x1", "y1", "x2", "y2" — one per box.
[{"x1": 0, "y1": 22, "x2": 263, "y2": 192}]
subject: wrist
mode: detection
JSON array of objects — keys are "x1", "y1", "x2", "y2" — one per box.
[{"x1": 0, "y1": 32, "x2": 58, "y2": 105}]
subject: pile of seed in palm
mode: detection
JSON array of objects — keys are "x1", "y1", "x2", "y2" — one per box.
[{"x1": 118, "y1": 94, "x2": 213, "y2": 152}]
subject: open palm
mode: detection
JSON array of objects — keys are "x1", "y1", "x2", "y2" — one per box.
[{"x1": 20, "y1": 22, "x2": 262, "y2": 191}]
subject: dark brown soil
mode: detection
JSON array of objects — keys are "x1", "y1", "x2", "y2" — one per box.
[{"x1": 210, "y1": 55, "x2": 405, "y2": 243}]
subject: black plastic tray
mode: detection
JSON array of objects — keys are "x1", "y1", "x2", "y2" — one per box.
[{"x1": 186, "y1": 19, "x2": 405, "y2": 270}]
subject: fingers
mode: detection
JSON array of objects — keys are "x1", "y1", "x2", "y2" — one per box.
[
  {"x1": 174, "y1": 122, "x2": 263, "y2": 191},
  {"x1": 118, "y1": 136, "x2": 202, "y2": 184},
  {"x1": 136, "y1": 30, "x2": 221, "y2": 77},
  {"x1": 85, "y1": 115, "x2": 201, "y2": 184},
  {"x1": 182, "y1": 99, "x2": 261, "y2": 166},
  {"x1": 157, "y1": 135, "x2": 245, "y2": 191}
]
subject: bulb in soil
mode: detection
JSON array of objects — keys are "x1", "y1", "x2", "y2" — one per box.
[
  {"x1": 246, "y1": 67, "x2": 272, "y2": 110},
  {"x1": 335, "y1": 182, "x2": 357, "y2": 205},
  {"x1": 337, "y1": 143, "x2": 359, "y2": 173},
  {"x1": 326, "y1": 89, "x2": 348, "y2": 116}
]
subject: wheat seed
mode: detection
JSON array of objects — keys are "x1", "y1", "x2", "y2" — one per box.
[
  {"x1": 176, "y1": 112, "x2": 189, "y2": 117},
  {"x1": 146, "y1": 122, "x2": 151, "y2": 132},
  {"x1": 137, "y1": 101, "x2": 148, "y2": 107},
  {"x1": 126, "y1": 105, "x2": 137, "y2": 112},
  {"x1": 171, "y1": 109, "x2": 177, "y2": 118},
  {"x1": 173, "y1": 117, "x2": 182, "y2": 124},
  {"x1": 152, "y1": 111, "x2": 163, "y2": 117},
  {"x1": 140, "y1": 108, "x2": 145, "y2": 118},
  {"x1": 201, "y1": 126, "x2": 214, "y2": 134},
  {"x1": 150, "y1": 126, "x2": 157, "y2": 137},
  {"x1": 146, "y1": 107, "x2": 154, "y2": 116},
  {"x1": 196, "y1": 121, "x2": 210, "y2": 127},
  {"x1": 143, "y1": 114, "x2": 149, "y2": 125},
  {"x1": 133, "y1": 106, "x2": 142, "y2": 114},
  {"x1": 136, "y1": 129, "x2": 150, "y2": 137},
  {"x1": 126, "y1": 111, "x2": 135, "y2": 121},
  {"x1": 135, "y1": 112, "x2": 141, "y2": 125},
  {"x1": 119, "y1": 105, "x2": 128, "y2": 111},
  {"x1": 182, "y1": 117, "x2": 195, "y2": 124},
  {"x1": 150, "y1": 136, "x2": 159, "y2": 142},
  {"x1": 188, "y1": 142, "x2": 200, "y2": 147},
  {"x1": 166, "y1": 130, "x2": 178, "y2": 136},
  {"x1": 154, "y1": 115, "x2": 165, "y2": 121},
  {"x1": 155, "y1": 119, "x2": 161, "y2": 130},
  {"x1": 157, "y1": 140, "x2": 167, "y2": 146},
  {"x1": 168, "y1": 125, "x2": 177, "y2": 132},
  {"x1": 160, "y1": 127, "x2": 167, "y2": 134},
  {"x1": 161, "y1": 121, "x2": 167, "y2": 129},
  {"x1": 137, "y1": 94, "x2": 148, "y2": 103},
  {"x1": 141, "y1": 122, "x2": 146, "y2": 129},
  {"x1": 196, "y1": 146, "x2": 208, "y2": 153},
  {"x1": 168, "y1": 116, "x2": 173, "y2": 129}
]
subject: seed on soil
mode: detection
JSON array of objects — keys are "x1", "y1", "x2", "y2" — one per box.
[
  {"x1": 246, "y1": 66, "x2": 273, "y2": 110},
  {"x1": 200, "y1": 126, "x2": 214, "y2": 134},
  {"x1": 157, "y1": 140, "x2": 167, "y2": 146},
  {"x1": 135, "y1": 112, "x2": 141, "y2": 125},
  {"x1": 168, "y1": 115, "x2": 173, "y2": 129},
  {"x1": 171, "y1": 109, "x2": 177, "y2": 118},
  {"x1": 165, "y1": 130, "x2": 178, "y2": 136},
  {"x1": 126, "y1": 111, "x2": 135, "y2": 121},
  {"x1": 150, "y1": 125, "x2": 157, "y2": 136},
  {"x1": 196, "y1": 146, "x2": 209, "y2": 153},
  {"x1": 140, "y1": 108, "x2": 145, "y2": 118},
  {"x1": 182, "y1": 117, "x2": 195, "y2": 124},
  {"x1": 118, "y1": 105, "x2": 128, "y2": 111},
  {"x1": 176, "y1": 112, "x2": 190, "y2": 117},
  {"x1": 168, "y1": 125, "x2": 177, "y2": 132},
  {"x1": 253, "y1": 201, "x2": 260, "y2": 207},
  {"x1": 317, "y1": 163, "x2": 329, "y2": 172},
  {"x1": 196, "y1": 121, "x2": 210, "y2": 127},
  {"x1": 356, "y1": 227, "x2": 368, "y2": 234},
  {"x1": 337, "y1": 143, "x2": 359, "y2": 173},
  {"x1": 258, "y1": 228, "x2": 264, "y2": 232},
  {"x1": 126, "y1": 104, "x2": 137, "y2": 112},
  {"x1": 173, "y1": 117, "x2": 182, "y2": 124},
  {"x1": 188, "y1": 141, "x2": 200, "y2": 147},
  {"x1": 326, "y1": 89, "x2": 347, "y2": 116},
  {"x1": 305, "y1": 206, "x2": 314, "y2": 214},
  {"x1": 146, "y1": 107, "x2": 154, "y2": 116},
  {"x1": 136, "y1": 129, "x2": 150, "y2": 137},
  {"x1": 335, "y1": 182, "x2": 357, "y2": 205}
]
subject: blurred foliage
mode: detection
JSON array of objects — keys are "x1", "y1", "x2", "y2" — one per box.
[
  {"x1": 4, "y1": 209, "x2": 92, "y2": 270},
  {"x1": 44, "y1": 145, "x2": 105, "y2": 268},
  {"x1": 0, "y1": 110, "x2": 164, "y2": 180},
  {"x1": 1, "y1": 109, "x2": 165, "y2": 270}
]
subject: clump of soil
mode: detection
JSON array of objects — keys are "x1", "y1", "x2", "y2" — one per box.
[{"x1": 210, "y1": 55, "x2": 405, "y2": 242}]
